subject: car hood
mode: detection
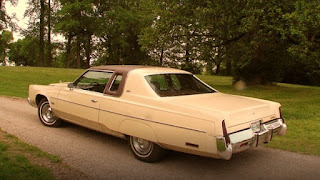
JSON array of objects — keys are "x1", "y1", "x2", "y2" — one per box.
[
  {"x1": 49, "y1": 82, "x2": 70, "y2": 87},
  {"x1": 163, "y1": 92, "x2": 279, "y2": 132}
]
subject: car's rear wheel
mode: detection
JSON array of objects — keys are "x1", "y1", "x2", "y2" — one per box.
[
  {"x1": 129, "y1": 136, "x2": 166, "y2": 163},
  {"x1": 38, "y1": 99, "x2": 62, "y2": 127}
]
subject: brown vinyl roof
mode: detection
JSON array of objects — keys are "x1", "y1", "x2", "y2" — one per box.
[
  {"x1": 89, "y1": 65, "x2": 150, "y2": 73},
  {"x1": 88, "y1": 65, "x2": 151, "y2": 97},
  {"x1": 83, "y1": 65, "x2": 188, "y2": 97}
]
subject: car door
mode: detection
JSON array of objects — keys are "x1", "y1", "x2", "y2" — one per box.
[
  {"x1": 98, "y1": 74, "x2": 126, "y2": 133},
  {"x1": 54, "y1": 70, "x2": 113, "y2": 131}
]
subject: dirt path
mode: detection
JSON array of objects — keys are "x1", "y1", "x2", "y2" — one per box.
[{"x1": 0, "y1": 96, "x2": 320, "y2": 179}]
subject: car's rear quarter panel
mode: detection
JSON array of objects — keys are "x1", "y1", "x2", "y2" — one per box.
[{"x1": 98, "y1": 94, "x2": 221, "y2": 157}]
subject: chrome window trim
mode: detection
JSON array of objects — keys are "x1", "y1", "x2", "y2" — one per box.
[
  {"x1": 109, "y1": 74, "x2": 122, "y2": 92},
  {"x1": 73, "y1": 69, "x2": 114, "y2": 87}
]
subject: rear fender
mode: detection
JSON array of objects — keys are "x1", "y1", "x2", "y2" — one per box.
[{"x1": 119, "y1": 120, "x2": 158, "y2": 143}]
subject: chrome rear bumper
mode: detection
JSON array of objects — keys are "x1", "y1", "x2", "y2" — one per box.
[{"x1": 217, "y1": 118, "x2": 287, "y2": 160}]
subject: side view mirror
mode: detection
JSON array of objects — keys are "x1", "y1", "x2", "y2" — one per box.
[{"x1": 68, "y1": 83, "x2": 74, "y2": 88}]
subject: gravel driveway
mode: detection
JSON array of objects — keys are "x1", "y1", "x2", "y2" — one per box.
[{"x1": 0, "y1": 96, "x2": 319, "y2": 180}]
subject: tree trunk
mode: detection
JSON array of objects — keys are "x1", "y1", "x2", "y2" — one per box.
[
  {"x1": 159, "y1": 48, "x2": 164, "y2": 66},
  {"x1": 226, "y1": 58, "x2": 232, "y2": 75},
  {"x1": 216, "y1": 63, "x2": 221, "y2": 74},
  {"x1": 206, "y1": 60, "x2": 213, "y2": 75},
  {"x1": 185, "y1": 33, "x2": 190, "y2": 63},
  {"x1": 2, "y1": 51, "x2": 6, "y2": 66},
  {"x1": 76, "y1": 36, "x2": 81, "y2": 68},
  {"x1": 39, "y1": 0, "x2": 45, "y2": 67},
  {"x1": 215, "y1": 46, "x2": 222, "y2": 74},
  {"x1": 185, "y1": 49, "x2": 189, "y2": 62},
  {"x1": 107, "y1": 36, "x2": 112, "y2": 64},
  {"x1": 47, "y1": 0, "x2": 52, "y2": 67},
  {"x1": 84, "y1": 34, "x2": 91, "y2": 68},
  {"x1": 66, "y1": 33, "x2": 72, "y2": 68}
]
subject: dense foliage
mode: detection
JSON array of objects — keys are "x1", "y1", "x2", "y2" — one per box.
[
  {"x1": 0, "y1": 0, "x2": 15, "y2": 66},
  {"x1": 2, "y1": 0, "x2": 320, "y2": 85}
]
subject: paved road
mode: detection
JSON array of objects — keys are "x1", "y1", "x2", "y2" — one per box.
[{"x1": 0, "y1": 96, "x2": 319, "y2": 180}]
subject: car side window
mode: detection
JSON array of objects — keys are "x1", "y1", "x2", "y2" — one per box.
[
  {"x1": 145, "y1": 74, "x2": 214, "y2": 97},
  {"x1": 171, "y1": 74, "x2": 181, "y2": 90},
  {"x1": 110, "y1": 75, "x2": 122, "y2": 92},
  {"x1": 75, "y1": 71, "x2": 113, "y2": 93},
  {"x1": 147, "y1": 74, "x2": 168, "y2": 91}
]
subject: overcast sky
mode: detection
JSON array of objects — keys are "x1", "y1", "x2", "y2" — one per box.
[
  {"x1": 5, "y1": 0, "x2": 29, "y2": 40},
  {"x1": 5, "y1": 0, "x2": 64, "y2": 42}
]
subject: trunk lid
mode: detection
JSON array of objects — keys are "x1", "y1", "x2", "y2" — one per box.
[{"x1": 164, "y1": 93, "x2": 278, "y2": 133}]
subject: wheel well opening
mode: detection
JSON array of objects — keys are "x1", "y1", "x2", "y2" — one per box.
[{"x1": 36, "y1": 95, "x2": 47, "y2": 106}]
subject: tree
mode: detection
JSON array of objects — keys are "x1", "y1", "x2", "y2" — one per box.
[
  {"x1": 138, "y1": 0, "x2": 320, "y2": 85},
  {"x1": 93, "y1": 0, "x2": 150, "y2": 66},
  {"x1": 54, "y1": 0, "x2": 152, "y2": 68},
  {"x1": 0, "y1": 0, "x2": 17, "y2": 31},
  {"x1": 47, "y1": 0, "x2": 53, "y2": 66},
  {"x1": 0, "y1": 30, "x2": 13, "y2": 65},
  {"x1": 139, "y1": 0, "x2": 202, "y2": 71},
  {"x1": 225, "y1": 0, "x2": 320, "y2": 85},
  {"x1": 24, "y1": 0, "x2": 58, "y2": 67},
  {"x1": 8, "y1": 36, "x2": 39, "y2": 66},
  {"x1": 281, "y1": 0, "x2": 320, "y2": 85},
  {"x1": 15, "y1": 0, "x2": 319, "y2": 85},
  {"x1": 55, "y1": 0, "x2": 96, "y2": 68},
  {"x1": 39, "y1": 0, "x2": 45, "y2": 66}
]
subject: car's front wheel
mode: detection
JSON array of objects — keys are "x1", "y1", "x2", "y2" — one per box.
[
  {"x1": 129, "y1": 136, "x2": 166, "y2": 163},
  {"x1": 38, "y1": 99, "x2": 62, "y2": 127}
]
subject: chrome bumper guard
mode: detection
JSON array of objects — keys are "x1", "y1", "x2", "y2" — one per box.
[
  {"x1": 27, "y1": 97, "x2": 37, "y2": 108},
  {"x1": 216, "y1": 118, "x2": 287, "y2": 160}
]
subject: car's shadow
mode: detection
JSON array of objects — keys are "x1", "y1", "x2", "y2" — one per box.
[
  {"x1": 61, "y1": 120, "x2": 268, "y2": 163},
  {"x1": 43, "y1": 120, "x2": 317, "y2": 179}
]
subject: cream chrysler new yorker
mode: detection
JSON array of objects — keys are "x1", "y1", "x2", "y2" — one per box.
[{"x1": 28, "y1": 65, "x2": 287, "y2": 162}]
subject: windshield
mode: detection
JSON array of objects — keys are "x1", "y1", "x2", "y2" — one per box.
[{"x1": 145, "y1": 74, "x2": 215, "y2": 97}]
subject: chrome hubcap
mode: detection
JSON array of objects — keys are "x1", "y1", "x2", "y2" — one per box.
[
  {"x1": 132, "y1": 137, "x2": 152, "y2": 155},
  {"x1": 41, "y1": 103, "x2": 55, "y2": 124}
]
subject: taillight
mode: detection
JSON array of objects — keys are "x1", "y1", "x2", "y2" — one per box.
[
  {"x1": 222, "y1": 120, "x2": 230, "y2": 145},
  {"x1": 279, "y1": 107, "x2": 285, "y2": 123}
]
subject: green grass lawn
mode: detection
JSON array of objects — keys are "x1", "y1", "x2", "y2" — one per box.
[
  {"x1": 0, "y1": 129, "x2": 58, "y2": 179},
  {"x1": 1, "y1": 66, "x2": 319, "y2": 156},
  {"x1": 0, "y1": 66, "x2": 83, "y2": 98}
]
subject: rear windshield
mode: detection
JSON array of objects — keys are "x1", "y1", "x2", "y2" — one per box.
[{"x1": 145, "y1": 74, "x2": 215, "y2": 97}]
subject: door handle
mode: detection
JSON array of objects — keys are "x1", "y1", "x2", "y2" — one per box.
[{"x1": 91, "y1": 99, "x2": 98, "y2": 103}]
